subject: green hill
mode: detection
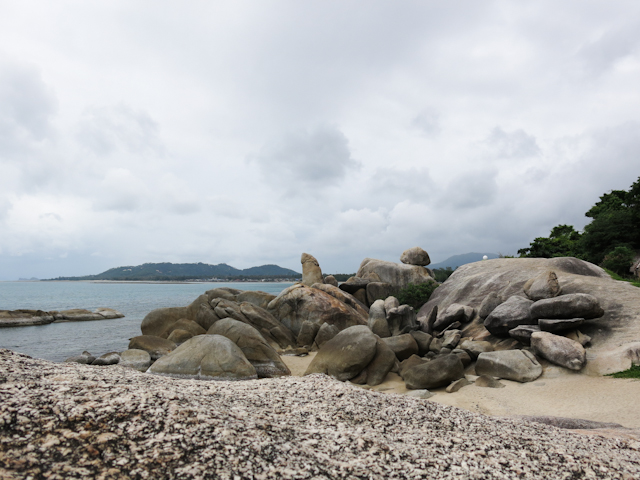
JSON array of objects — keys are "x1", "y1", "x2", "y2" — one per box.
[{"x1": 50, "y1": 262, "x2": 301, "y2": 281}]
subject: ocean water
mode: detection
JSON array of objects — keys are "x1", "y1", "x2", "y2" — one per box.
[{"x1": 0, "y1": 281, "x2": 293, "y2": 362}]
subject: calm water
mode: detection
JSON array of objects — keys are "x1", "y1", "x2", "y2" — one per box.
[{"x1": 0, "y1": 281, "x2": 292, "y2": 362}]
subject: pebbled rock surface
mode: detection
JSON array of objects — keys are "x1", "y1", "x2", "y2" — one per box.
[{"x1": 1, "y1": 350, "x2": 640, "y2": 479}]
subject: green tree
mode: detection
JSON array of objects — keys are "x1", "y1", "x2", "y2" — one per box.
[
  {"x1": 518, "y1": 224, "x2": 583, "y2": 258},
  {"x1": 600, "y1": 245, "x2": 636, "y2": 276},
  {"x1": 397, "y1": 282, "x2": 439, "y2": 310},
  {"x1": 432, "y1": 267, "x2": 454, "y2": 282}
]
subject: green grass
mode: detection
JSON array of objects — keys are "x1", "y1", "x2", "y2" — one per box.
[
  {"x1": 603, "y1": 269, "x2": 640, "y2": 287},
  {"x1": 607, "y1": 365, "x2": 640, "y2": 379}
]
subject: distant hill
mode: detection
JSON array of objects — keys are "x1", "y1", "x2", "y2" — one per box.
[
  {"x1": 429, "y1": 252, "x2": 500, "y2": 270},
  {"x1": 50, "y1": 262, "x2": 301, "y2": 281}
]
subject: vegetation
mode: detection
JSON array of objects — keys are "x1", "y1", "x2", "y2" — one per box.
[
  {"x1": 518, "y1": 176, "x2": 640, "y2": 279},
  {"x1": 432, "y1": 267, "x2": 455, "y2": 282},
  {"x1": 397, "y1": 282, "x2": 439, "y2": 310},
  {"x1": 607, "y1": 365, "x2": 640, "y2": 379},
  {"x1": 603, "y1": 269, "x2": 640, "y2": 288}
]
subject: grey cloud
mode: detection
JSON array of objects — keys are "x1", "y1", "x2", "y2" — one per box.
[
  {"x1": 411, "y1": 109, "x2": 441, "y2": 137},
  {"x1": 484, "y1": 127, "x2": 541, "y2": 159},
  {"x1": 444, "y1": 170, "x2": 498, "y2": 209},
  {"x1": 39, "y1": 212, "x2": 62, "y2": 222},
  {"x1": 250, "y1": 126, "x2": 359, "y2": 195},
  {"x1": 578, "y1": 22, "x2": 640, "y2": 74},
  {"x1": 76, "y1": 105, "x2": 163, "y2": 156},
  {"x1": 368, "y1": 167, "x2": 434, "y2": 207}
]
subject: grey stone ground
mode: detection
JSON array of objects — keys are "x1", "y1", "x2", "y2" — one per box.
[{"x1": 1, "y1": 349, "x2": 639, "y2": 479}]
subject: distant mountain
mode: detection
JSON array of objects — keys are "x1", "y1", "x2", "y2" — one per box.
[
  {"x1": 429, "y1": 252, "x2": 500, "y2": 270},
  {"x1": 49, "y1": 262, "x2": 301, "y2": 281}
]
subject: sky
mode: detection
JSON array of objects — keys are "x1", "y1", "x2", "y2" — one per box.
[{"x1": 1, "y1": 1, "x2": 640, "y2": 280}]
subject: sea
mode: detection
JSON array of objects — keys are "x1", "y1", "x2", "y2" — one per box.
[{"x1": 0, "y1": 281, "x2": 293, "y2": 363}]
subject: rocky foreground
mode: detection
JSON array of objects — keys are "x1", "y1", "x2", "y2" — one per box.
[{"x1": 1, "y1": 350, "x2": 639, "y2": 479}]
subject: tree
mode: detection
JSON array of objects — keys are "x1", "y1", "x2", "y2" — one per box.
[
  {"x1": 600, "y1": 245, "x2": 636, "y2": 276},
  {"x1": 518, "y1": 224, "x2": 583, "y2": 258}
]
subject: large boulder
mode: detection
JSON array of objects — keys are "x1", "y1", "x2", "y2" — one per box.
[
  {"x1": 267, "y1": 284, "x2": 367, "y2": 337},
  {"x1": 530, "y1": 331, "x2": 586, "y2": 371},
  {"x1": 64, "y1": 351, "x2": 96, "y2": 364},
  {"x1": 403, "y1": 355, "x2": 465, "y2": 390},
  {"x1": 523, "y1": 271, "x2": 561, "y2": 301},
  {"x1": 148, "y1": 335, "x2": 257, "y2": 380},
  {"x1": 434, "y1": 303, "x2": 474, "y2": 331},
  {"x1": 208, "y1": 318, "x2": 290, "y2": 378},
  {"x1": 94, "y1": 308, "x2": 125, "y2": 319},
  {"x1": 386, "y1": 305, "x2": 418, "y2": 336},
  {"x1": 475, "y1": 350, "x2": 542, "y2": 382},
  {"x1": 483, "y1": 296, "x2": 535, "y2": 337},
  {"x1": 304, "y1": 325, "x2": 378, "y2": 381},
  {"x1": 400, "y1": 247, "x2": 431, "y2": 266},
  {"x1": 356, "y1": 258, "x2": 435, "y2": 290},
  {"x1": 140, "y1": 307, "x2": 190, "y2": 338},
  {"x1": 236, "y1": 291, "x2": 276, "y2": 310},
  {"x1": 381, "y1": 334, "x2": 419, "y2": 361},
  {"x1": 129, "y1": 335, "x2": 177, "y2": 360},
  {"x1": 187, "y1": 294, "x2": 220, "y2": 331},
  {"x1": 478, "y1": 292, "x2": 504, "y2": 319},
  {"x1": 239, "y1": 302, "x2": 296, "y2": 348},
  {"x1": 324, "y1": 275, "x2": 339, "y2": 287},
  {"x1": 167, "y1": 318, "x2": 207, "y2": 337},
  {"x1": 167, "y1": 329, "x2": 195, "y2": 345},
  {"x1": 301, "y1": 253, "x2": 324, "y2": 287},
  {"x1": 119, "y1": 349, "x2": 152, "y2": 372},
  {"x1": 314, "y1": 322, "x2": 339, "y2": 348},
  {"x1": 366, "y1": 282, "x2": 395, "y2": 306},
  {"x1": 530, "y1": 293, "x2": 604, "y2": 320},
  {"x1": 57, "y1": 309, "x2": 105, "y2": 321},
  {"x1": 311, "y1": 283, "x2": 369, "y2": 317},
  {"x1": 92, "y1": 352, "x2": 120, "y2": 366},
  {"x1": 362, "y1": 339, "x2": 396, "y2": 386},
  {"x1": 368, "y1": 300, "x2": 391, "y2": 338}
]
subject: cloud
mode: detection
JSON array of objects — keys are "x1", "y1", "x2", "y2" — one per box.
[
  {"x1": 411, "y1": 108, "x2": 441, "y2": 137},
  {"x1": 578, "y1": 21, "x2": 640, "y2": 75},
  {"x1": 444, "y1": 170, "x2": 499, "y2": 210},
  {"x1": 484, "y1": 127, "x2": 541, "y2": 159},
  {"x1": 249, "y1": 125, "x2": 359, "y2": 195}
]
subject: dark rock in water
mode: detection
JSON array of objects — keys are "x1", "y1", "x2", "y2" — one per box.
[
  {"x1": 403, "y1": 355, "x2": 464, "y2": 390},
  {"x1": 92, "y1": 352, "x2": 120, "y2": 366},
  {"x1": 508, "y1": 325, "x2": 541, "y2": 345},
  {"x1": 530, "y1": 293, "x2": 604, "y2": 320},
  {"x1": 209, "y1": 318, "x2": 290, "y2": 378},
  {"x1": 305, "y1": 325, "x2": 377, "y2": 381},
  {"x1": 382, "y1": 334, "x2": 419, "y2": 361},
  {"x1": 538, "y1": 318, "x2": 585, "y2": 333},
  {"x1": 483, "y1": 296, "x2": 535, "y2": 337},
  {"x1": 129, "y1": 335, "x2": 177, "y2": 360},
  {"x1": 149, "y1": 335, "x2": 257, "y2": 380}
]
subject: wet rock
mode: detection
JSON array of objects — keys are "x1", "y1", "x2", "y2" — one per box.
[
  {"x1": 149, "y1": 335, "x2": 257, "y2": 380},
  {"x1": 129, "y1": 335, "x2": 177, "y2": 360},
  {"x1": 531, "y1": 331, "x2": 586, "y2": 371},
  {"x1": 382, "y1": 334, "x2": 419, "y2": 361},
  {"x1": 483, "y1": 296, "x2": 535, "y2": 337},
  {"x1": 305, "y1": 325, "x2": 377, "y2": 381},
  {"x1": 476, "y1": 350, "x2": 542, "y2": 382},
  {"x1": 530, "y1": 293, "x2": 604, "y2": 320},
  {"x1": 403, "y1": 355, "x2": 465, "y2": 390},
  {"x1": 523, "y1": 270, "x2": 562, "y2": 301}
]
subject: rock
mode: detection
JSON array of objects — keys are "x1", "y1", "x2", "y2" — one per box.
[
  {"x1": 538, "y1": 318, "x2": 585, "y2": 333},
  {"x1": 168, "y1": 318, "x2": 207, "y2": 337},
  {"x1": 452, "y1": 349, "x2": 472, "y2": 367},
  {"x1": 56, "y1": 309, "x2": 105, "y2": 321},
  {"x1": 323, "y1": 275, "x2": 339, "y2": 287},
  {"x1": 429, "y1": 337, "x2": 443, "y2": 353},
  {"x1": 205, "y1": 288, "x2": 239, "y2": 302},
  {"x1": 403, "y1": 355, "x2": 465, "y2": 390},
  {"x1": 583, "y1": 342, "x2": 640, "y2": 375},
  {"x1": 208, "y1": 318, "x2": 290, "y2": 378},
  {"x1": 212, "y1": 298, "x2": 250, "y2": 323},
  {"x1": 530, "y1": 293, "x2": 604, "y2": 320},
  {"x1": 384, "y1": 296, "x2": 400, "y2": 311},
  {"x1": 352, "y1": 288, "x2": 368, "y2": 306},
  {"x1": 475, "y1": 375, "x2": 505, "y2": 388},
  {"x1": 267, "y1": 284, "x2": 367, "y2": 337},
  {"x1": 278, "y1": 346, "x2": 309, "y2": 356},
  {"x1": 382, "y1": 334, "x2": 419, "y2": 361},
  {"x1": 167, "y1": 329, "x2": 194, "y2": 345},
  {"x1": 297, "y1": 321, "x2": 320, "y2": 347},
  {"x1": 129, "y1": 335, "x2": 177, "y2": 360},
  {"x1": 399, "y1": 355, "x2": 427, "y2": 378},
  {"x1": 410, "y1": 331, "x2": 433, "y2": 355},
  {"x1": 524, "y1": 271, "x2": 562, "y2": 301},
  {"x1": 140, "y1": 307, "x2": 190, "y2": 338},
  {"x1": 433, "y1": 303, "x2": 466, "y2": 331},
  {"x1": 304, "y1": 325, "x2": 377, "y2": 381},
  {"x1": 483, "y1": 296, "x2": 535, "y2": 337},
  {"x1": 64, "y1": 351, "x2": 95, "y2": 364},
  {"x1": 386, "y1": 305, "x2": 418, "y2": 336},
  {"x1": 476, "y1": 350, "x2": 542, "y2": 382},
  {"x1": 400, "y1": 247, "x2": 431, "y2": 266},
  {"x1": 94, "y1": 308, "x2": 125, "y2": 319},
  {"x1": 458, "y1": 340, "x2": 494, "y2": 360},
  {"x1": 236, "y1": 291, "x2": 276, "y2": 310},
  {"x1": 314, "y1": 323, "x2": 339, "y2": 348},
  {"x1": 368, "y1": 299, "x2": 391, "y2": 338},
  {"x1": 405, "y1": 389, "x2": 435, "y2": 399},
  {"x1": 149, "y1": 335, "x2": 257, "y2": 380},
  {"x1": 530, "y1": 331, "x2": 586, "y2": 371},
  {"x1": 366, "y1": 282, "x2": 395, "y2": 305},
  {"x1": 446, "y1": 378, "x2": 470, "y2": 393},
  {"x1": 441, "y1": 330, "x2": 461, "y2": 350},
  {"x1": 311, "y1": 283, "x2": 369, "y2": 317},
  {"x1": 423, "y1": 305, "x2": 438, "y2": 334},
  {"x1": 357, "y1": 258, "x2": 436, "y2": 290},
  {"x1": 186, "y1": 295, "x2": 220, "y2": 331},
  {"x1": 363, "y1": 338, "x2": 397, "y2": 386},
  {"x1": 240, "y1": 302, "x2": 296, "y2": 348},
  {"x1": 91, "y1": 352, "x2": 120, "y2": 366},
  {"x1": 566, "y1": 329, "x2": 591, "y2": 347},
  {"x1": 508, "y1": 325, "x2": 541, "y2": 345},
  {"x1": 0, "y1": 310, "x2": 55, "y2": 327},
  {"x1": 338, "y1": 277, "x2": 370, "y2": 294},
  {"x1": 119, "y1": 349, "x2": 151, "y2": 372},
  {"x1": 478, "y1": 292, "x2": 503, "y2": 319},
  {"x1": 301, "y1": 253, "x2": 324, "y2": 287}
]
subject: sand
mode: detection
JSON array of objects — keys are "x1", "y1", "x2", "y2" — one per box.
[{"x1": 282, "y1": 352, "x2": 640, "y2": 430}]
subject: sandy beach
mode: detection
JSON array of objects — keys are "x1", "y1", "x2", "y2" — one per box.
[{"x1": 283, "y1": 352, "x2": 640, "y2": 431}]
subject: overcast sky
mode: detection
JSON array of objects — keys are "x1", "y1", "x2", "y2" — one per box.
[{"x1": 1, "y1": 1, "x2": 639, "y2": 280}]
